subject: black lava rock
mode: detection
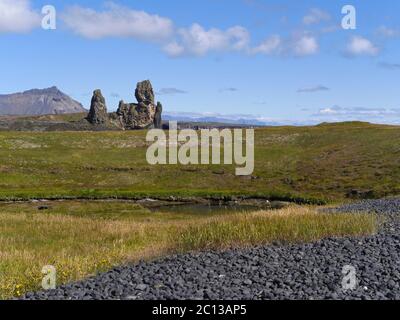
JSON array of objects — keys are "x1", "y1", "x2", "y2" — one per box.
[{"x1": 20, "y1": 198, "x2": 400, "y2": 300}]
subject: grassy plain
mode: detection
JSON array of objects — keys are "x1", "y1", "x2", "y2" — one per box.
[{"x1": 0, "y1": 122, "x2": 399, "y2": 203}]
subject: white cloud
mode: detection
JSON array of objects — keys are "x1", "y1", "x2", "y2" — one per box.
[
  {"x1": 47, "y1": 2, "x2": 321, "y2": 59},
  {"x1": 303, "y1": 8, "x2": 330, "y2": 25},
  {"x1": 164, "y1": 24, "x2": 250, "y2": 57},
  {"x1": 346, "y1": 36, "x2": 380, "y2": 56},
  {"x1": 157, "y1": 88, "x2": 187, "y2": 95},
  {"x1": 62, "y1": 3, "x2": 174, "y2": 41},
  {"x1": 314, "y1": 106, "x2": 398, "y2": 120},
  {"x1": 251, "y1": 34, "x2": 318, "y2": 57},
  {"x1": 0, "y1": 0, "x2": 41, "y2": 33},
  {"x1": 162, "y1": 41, "x2": 185, "y2": 57},
  {"x1": 377, "y1": 26, "x2": 400, "y2": 38},
  {"x1": 250, "y1": 35, "x2": 281, "y2": 55},
  {"x1": 378, "y1": 62, "x2": 400, "y2": 70},
  {"x1": 220, "y1": 87, "x2": 238, "y2": 92},
  {"x1": 61, "y1": 3, "x2": 252, "y2": 58},
  {"x1": 292, "y1": 35, "x2": 319, "y2": 56},
  {"x1": 318, "y1": 107, "x2": 338, "y2": 115},
  {"x1": 229, "y1": 26, "x2": 251, "y2": 51},
  {"x1": 311, "y1": 105, "x2": 400, "y2": 125},
  {"x1": 297, "y1": 85, "x2": 329, "y2": 93}
]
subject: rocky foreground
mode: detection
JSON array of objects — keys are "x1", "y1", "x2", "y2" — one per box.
[{"x1": 22, "y1": 199, "x2": 400, "y2": 300}]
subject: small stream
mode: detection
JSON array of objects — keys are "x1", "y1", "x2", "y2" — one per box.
[{"x1": 146, "y1": 201, "x2": 288, "y2": 215}]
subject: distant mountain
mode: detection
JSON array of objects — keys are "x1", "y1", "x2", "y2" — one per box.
[
  {"x1": 0, "y1": 87, "x2": 86, "y2": 115},
  {"x1": 163, "y1": 112, "x2": 311, "y2": 126},
  {"x1": 163, "y1": 113, "x2": 267, "y2": 126}
]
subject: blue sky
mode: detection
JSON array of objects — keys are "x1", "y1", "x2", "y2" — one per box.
[{"x1": 1, "y1": 0, "x2": 400, "y2": 124}]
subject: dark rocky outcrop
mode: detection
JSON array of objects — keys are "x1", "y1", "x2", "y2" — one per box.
[
  {"x1": 87, "y1": 90, "x2": 108, "y2": 124},
  {"x1": 117, "y1": 100, "x2": 157, "y2": 129},
  {"x1": 116, "y1": 80, "x2": 159, "y2": 129},
  {"x1": 86, "y1": 80, "x2": 162, "y2": 130},
  {"x1": 0, "y1": 86, "x2": 85, "y2": 115},
  {"x1": 135, "y1": 80, "x2": 155, "y2": 106}
]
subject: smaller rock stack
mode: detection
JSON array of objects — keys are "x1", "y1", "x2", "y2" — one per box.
[
  {"x1": 86, "y1": 89, "x2": 108, "y2": 124},
  {"x1": 154, "y1": 102, "x2": 163, "y2": 129}
]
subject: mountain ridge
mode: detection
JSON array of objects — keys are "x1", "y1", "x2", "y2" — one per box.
[{"x1": 0, "y1": 87, "x2": 86, "y2": 115}]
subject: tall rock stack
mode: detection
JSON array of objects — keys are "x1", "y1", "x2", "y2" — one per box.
[
  {"x1": 87, "y1": 89, "x2": 108, "y2": 124},
  {"x1": 117, "y1": 80, "x2": 162, "y2": 129},
  {"x1": 135, "y1": 80, "x2": 155, "y2": 107}
]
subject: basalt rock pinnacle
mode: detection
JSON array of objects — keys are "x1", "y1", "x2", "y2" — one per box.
[
  {"x1": 87, "y1": 80, "x2": 163, "y2": 130},
  {"x1": 87, "y1": 89, "x2": 108, "y2": 124}
]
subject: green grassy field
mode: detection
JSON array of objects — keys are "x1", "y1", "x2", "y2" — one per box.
[{"x1": 0, "y1": 122, "x2": 399, "y2": 203}]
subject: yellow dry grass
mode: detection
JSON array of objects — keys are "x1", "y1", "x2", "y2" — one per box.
[{"x1": 0, "y1": 202, "x2": 378, "y2": 299}]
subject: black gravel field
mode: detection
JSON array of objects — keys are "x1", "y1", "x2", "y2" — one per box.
[{"x1": 21, "y1": 198, "x2": 400, "y2": 300}]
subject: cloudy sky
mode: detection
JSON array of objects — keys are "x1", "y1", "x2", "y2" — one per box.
[{"x1": 1, "y1": 0, "x2": 400, "y2": 124}]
